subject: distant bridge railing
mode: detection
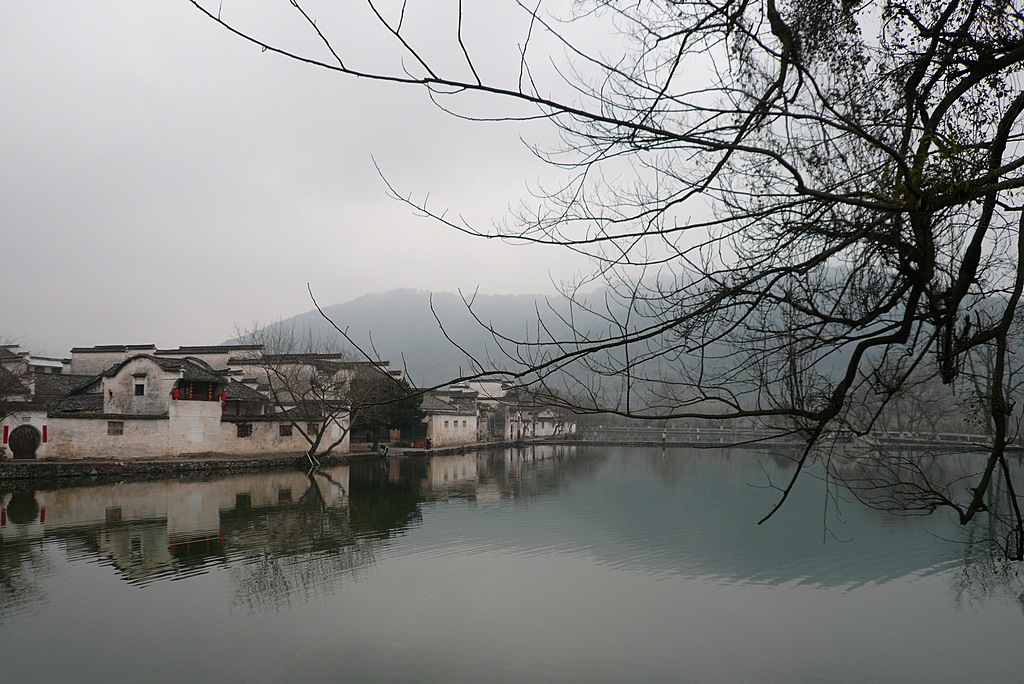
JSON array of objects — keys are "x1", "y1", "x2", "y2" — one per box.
[{"x1": 575, "y1": 426, "x2": 988, "y2": 449}]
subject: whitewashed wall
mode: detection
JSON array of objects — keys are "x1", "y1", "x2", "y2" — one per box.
[
  {"x1": 68, "y1": 346, "x2": 157, "y2": 375},
  {"x1": 426, "y1": 412, "x2": 478, "y2": 447},
  {"x1": 102, "y1": 357, "x2": 179, "y2": 415},
  {"x1": 1, "y1": 409, "x2": 50, "y2": 458},
  {"x1": 46, "y1": 402, "x2": 348, "y2": 459}
]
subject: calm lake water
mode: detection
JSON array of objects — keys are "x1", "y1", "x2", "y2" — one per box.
[{"x1": 2, "y1": 445, "x2": 1023, "y2": 683}]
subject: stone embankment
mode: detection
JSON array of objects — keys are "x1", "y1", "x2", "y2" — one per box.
[
  {"x1": 0, "y1": 452, "x2": 343, "y2": 483},
  {"x1": 0, "y1": 441, "x2": 523, "y2": 483},
  {"x1": 2, "y1": 431, "x2": 994, "y2": 484}
]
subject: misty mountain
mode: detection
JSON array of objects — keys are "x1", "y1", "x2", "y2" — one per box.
[
  {"x1": 242, "y1": 287, "x2": 755, "y2": 397},
  {"x1": 252, "y1": 289, "x2": 583, "y2": 387}
]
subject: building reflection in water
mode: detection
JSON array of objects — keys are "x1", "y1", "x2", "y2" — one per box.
[
  {"x1": 0, "y1": 447, "x2": 583, "y2": 600},
  {"x1": 2, "y1": 446, "x2": 1021, "y2": 621},
  {"x1": 0, "y1": 469, "x2": 357, "y2": 607}
]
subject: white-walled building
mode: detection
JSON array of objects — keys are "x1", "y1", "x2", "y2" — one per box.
[
  {"x1": 3, "y1": 344, "x2": 363, "y2": 460},
  {"x1": 420, "y1": 393, "x2": 478, "y2": 448},
  {"x1": 416, "y1": 381, "x2": 576, "y2": 448},
  {"x1": 1, "y1": 345, "x2": 84, "y2": 459},
  {"x1": 4, "y1": 343, "x2": 575, "y2": 459}
]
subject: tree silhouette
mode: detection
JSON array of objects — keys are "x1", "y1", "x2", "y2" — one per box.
[{"x1": 190, "y1": 1, "x2": 1024, "y2": 556}]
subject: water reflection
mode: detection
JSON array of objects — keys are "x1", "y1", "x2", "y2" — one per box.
[
  {"x1": 1, "y1": 446, "x2": 1020, "y2": 613},
  {"x1": 0, "y1": 448, "x2": 1011, "y2": 593},
  {"x1": 2, "y1": 446, "x2": 1024, "y2": 682},
  {"x1": 0, "y1": 448, "x2": 572, "y2": 608}
]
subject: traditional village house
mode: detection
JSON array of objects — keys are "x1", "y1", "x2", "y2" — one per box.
[
  {"x1": 498, "y1": 384, "x2": 567, "y2": 440},
  {"x1": 5, "y1": 342, "x2": 571, "y2": 458},
  {"x1": 466, "y1": 378, "x2": 512, "y2": 442},
  {"x1": 2, "y1": 343, "x2": 369, "y2": 459},
  {"x1": 227, "y1": 351, "x2": 377, "y2": 451},
  {"x1": 45, "y1": 354, "x2": 308, "y2": 458},
  {"x1": 465, "y1": 379, "x2": 576, "y2": 442},
  {"x1": 1, "y1": 345, "x2": 89, "y2": 459},
  {"x1": 415, "y1": 380, "x2": 576, "y2": 448},
  {"x1": 419, "y1": 388, "x2": 478, "y2": 448}
]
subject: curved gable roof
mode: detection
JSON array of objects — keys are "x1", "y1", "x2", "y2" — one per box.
[{"x1": 99, "y1": 354, "x2": 226, "y2": 384}]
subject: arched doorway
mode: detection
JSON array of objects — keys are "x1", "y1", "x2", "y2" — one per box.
[{"x1": 8, "y1": 425, "x2": 41, "y2": 459}]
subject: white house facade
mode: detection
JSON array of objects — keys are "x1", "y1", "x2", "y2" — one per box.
[
  {"x1": 3, "y1": 344, "x2": 357, "y2": 460},
  {"x1": 420, "y1": 393, "x2": 478, "y2": 448}
]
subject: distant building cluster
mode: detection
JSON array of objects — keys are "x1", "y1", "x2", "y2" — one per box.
[
  {"x1": 424, "y1": 379, "x2": 571, "y2": 448},
  {"x1": 0, "y1": 344, "x2": 574, "y2": 460}
]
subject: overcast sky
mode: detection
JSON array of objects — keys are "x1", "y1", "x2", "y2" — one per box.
[{"x1": 1, "y1": 1, "x2": 596, "y2": 356}]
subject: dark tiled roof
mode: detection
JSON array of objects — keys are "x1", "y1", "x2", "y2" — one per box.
[
  {"x1": 3, "y1": 400, "x2": 41, "y2": 412},
  {"x1": 235, "y1": 354, "x2": 335, "y2": 366},
  {"x1": 232, "y1": 354, "x2": 386, "y2": 368},
  {"x1": 420, "y1": 394, "x2": 462, "y2": 415},
  {"x1": 0, "y1": 366, "x2": 30, "y2": 396},
  {"x1": 158, "y1": 344, "x2": 262, "y2": 355},
  {"x1": 98, "y1": 355, "x2": 227, "y2": 384},
  {"x1": 225, "y1": 380, "x2": 266, "y2": 401},
  {"x1": 0, "y1": 346, "x2": 25, "y2": 360},
  {"x1": 70, "y1": 344, "x2": 157, "y2": 353},
  {"x1": 48, "y1": 393, "x2": 104, "y2": 414},
  {"x1": 277, "y1": 403, "x2": 326, "y2": 421},
  {"x1": 157, "y1": 357, "x2": 225, "y2": 383},
  {"x1": 33, "y1": 373, "x2": 95, "y2": 398}
]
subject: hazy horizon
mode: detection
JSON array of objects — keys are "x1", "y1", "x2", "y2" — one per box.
[{"x1": 2, "y1": 3, "x2": 593, "y2": 358}]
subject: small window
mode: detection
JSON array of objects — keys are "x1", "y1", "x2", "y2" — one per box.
[
  {"x1": 463, "y1": 420, "x2": 467, "y2": 428},
  {"x1": 237, "y1": 423, "x2": 253, "y2": 438},
  {"x1": 444, "y1": 420, "x2": 449, "y2": 428},
  {"x1": 279, "y1": 424, "x2": 293, "y2": 437},
  {"x1": 107, "y1": 421, "x2": 124, "y2": 436},
  {"x1": 134, "y1": 382, "x2": 145, "y2": 396}
]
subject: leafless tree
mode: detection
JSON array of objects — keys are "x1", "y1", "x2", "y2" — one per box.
[
  {"x1": 0, "y1": 342, "x2": 30, "y2": 427},
  {"x1": 849, "y1": 356, "x2": 962, "y2": 435},
  {"x1": 347, "y1": 363, "x2": 424, "y2": 450},
  {"x1": 192, "y1": 2, "x2": 1024, "y2": 555},
  {"x1": 237, "y1": 324, "x2": 357, "y2": 465},
  {"x1": 237, "y1": 323, "x2": 418, "y2": 462}
]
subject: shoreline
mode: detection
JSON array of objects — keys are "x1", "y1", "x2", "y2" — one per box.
[
  {"x1": 0, "y1": 452, "x2": 347, "y2": 485},
  {"x1": 4, "y1": 436, "x2": 896, "y2": 483},
  {"x1": 0, "y1": 440, "x2": 536, "y2": 483}
]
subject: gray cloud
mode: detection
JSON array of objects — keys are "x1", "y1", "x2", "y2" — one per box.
[{"x1": 1, "y1": 1, "x2": 590, "y2": 355}]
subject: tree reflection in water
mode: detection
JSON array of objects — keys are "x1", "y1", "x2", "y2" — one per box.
[
  {"x1": 951, "y1": 527, "x2": 1024, "y2": 613},
  {"x1": 820, "y1": 445, "x2": 1024, "y2": 560},
  {"x1": 1, "y1": 445, "x2": 1022, "y2": 619},
  {"x1": 3, "y1": 447, "x2": 1023, "y2": 682},
  {"x1": 225, "y1": 465, "x2": 412, "y2": 614}
]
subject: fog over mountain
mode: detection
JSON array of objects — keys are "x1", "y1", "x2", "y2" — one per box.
[
  {"x1": 251, "y1": 287, "x2": 751, "y2": 397},
  {"x1": 252, "y1": 289, "x2": 583, "y2": 387}
]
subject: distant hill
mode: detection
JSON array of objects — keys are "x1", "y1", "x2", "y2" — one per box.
[
  {"x1": 234, "y1": 286, "x2": 870, "y2": 414},
  {"x1": 244, "y1": 289, "x2": 584, "y2": 386}
]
